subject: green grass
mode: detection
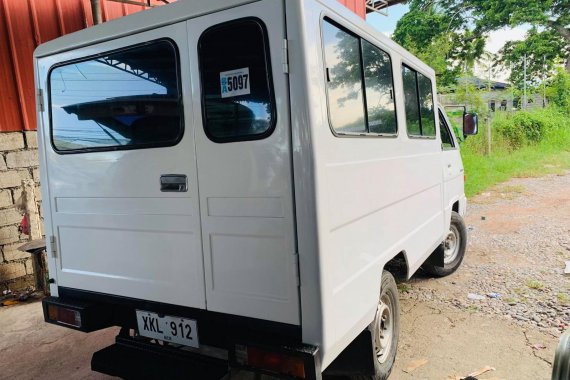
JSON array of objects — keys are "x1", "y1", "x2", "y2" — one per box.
[
  {"x1": 466, "y1": 305, "x2": 479, "y2": 313},
  {"x1": 557, "y1": 292, "x2": 569, "y2": 305},
  {"x1": 397, "y1": 283, "x2": 411, "y2": 293},
  {"x1": 525, "y1": 279, "x2": 545, "y2": 290},
  {"x1": 460, "y1": 108, "x2": 570, "y2": 198}
]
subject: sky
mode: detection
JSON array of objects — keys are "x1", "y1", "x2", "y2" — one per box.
[
  {"x1": 365, "y1": 4, "x2": 529, "y2": 81},
  {"x1": 366, "y1": 3, "x2": 410, "y2": 36}
]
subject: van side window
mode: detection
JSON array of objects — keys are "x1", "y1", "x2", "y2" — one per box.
[
  {"x1": 361, "y1": 40, "x2": 397, "y2": 134},
  {"x1": 199, "y1": 19, "x2": 275, "y2": 142},
  {"x1": 439, "y1": 110, "x2": 455, "y2": 149},
  {"x1": 322, "y1": 21, "x2": 366, "y2": 133},
  {"x1": 322, "y1": 18, "x2": 397, "y2": 136},
  {"x1": 417, "y1": 73, "x2": 436, "y2": 136},
  {"x1": 49, "y1": 40, "x2": 183, "y2": 153},
  {"x1": 402, "y1": 64, "x2": 436, "y2": 138}
]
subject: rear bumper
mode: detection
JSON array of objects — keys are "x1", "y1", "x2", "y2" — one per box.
[
  {"x1": 49, "y1": 287, "x2": 301, "y2": 348},
  {"x1": 92, "y1": 332, "x2": 230, "y2": 380},
  {"x1": 43, "y1": 288, "x2": 320, "y2": 379}
]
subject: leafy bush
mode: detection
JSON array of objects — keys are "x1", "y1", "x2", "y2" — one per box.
[
  {"x1": 493, "y1": 107, "x2": 568, "y2": 148},
  {"x1": 546, "y1": 69, "x2": 570, "y2": 113},
  {"x1": 460, "y1": 106, "x2": 570, "y2": 197}
]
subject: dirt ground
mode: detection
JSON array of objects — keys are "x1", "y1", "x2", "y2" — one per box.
[
  {"x1": 0, "y1": 173, "x2": 568, "y2": 380},
  {"x1": 393, "y1": 172, "x2": 570, "y2": 380}
]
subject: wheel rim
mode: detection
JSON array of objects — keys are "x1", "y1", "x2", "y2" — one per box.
[
  {"x1": 374, "y1": 294, "x2": 393, "y2": 364},
  {"x1": 443, "y1": 224, "x2": 460, "y2": 264}
]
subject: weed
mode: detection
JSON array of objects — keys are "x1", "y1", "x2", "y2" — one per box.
[
  {"x1": 525, "y1": 279, "x2": 545, "y2": 290},
  {"x1": 466, "y1": 305, "x2": 479, "y2": 313},
  {"x1": 397, "y1": 283, "x2": 411, "y2": 293},
  {"x1": 557, "y1": 292, "x2": 569, "y2": 305}
]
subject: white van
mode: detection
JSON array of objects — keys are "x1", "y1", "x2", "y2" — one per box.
[{"x1": 35, "y1": 0, "x2": 478, "y2": 378}]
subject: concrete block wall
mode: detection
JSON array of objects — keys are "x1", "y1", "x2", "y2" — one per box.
[{"x1": 0, "y1": 131, "x2": 41, "y2": 292}]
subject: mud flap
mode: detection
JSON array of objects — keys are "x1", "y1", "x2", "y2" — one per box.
[
  {"x1": 322, "y1": 329, "x2": 376, "y2": 377},
  {"x1": 424, "y1": 244, "x2": 445, "y2": 268}
]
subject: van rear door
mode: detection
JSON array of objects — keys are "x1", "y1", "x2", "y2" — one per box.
[
  {"x1": 188, "y1": 0, "x2": 300, "y2": 325},
  {"x1": 40, "y1": 23, "x2": 206, "y2": 309}
]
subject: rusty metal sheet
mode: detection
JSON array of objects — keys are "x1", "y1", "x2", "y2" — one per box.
[
  {"x1": 55, "y1": 0, "x2": 88, "y2": 35},
  {"x1": 0, "y1": 1, "x2": 23, "y2": 132},
  {"x1": 0, "y1": 0, "x2": 162, "y2": 132},
  {"x1": 337, "y1": 0, "x2": 366, "y2": 19},
  {"x1": 2, "y1": 0, "x2": 37, "y2": 132}
]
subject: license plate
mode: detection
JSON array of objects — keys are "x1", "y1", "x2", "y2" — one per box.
[{"x1": 135, "y1": 310, "x2": 199, "y2": 348}]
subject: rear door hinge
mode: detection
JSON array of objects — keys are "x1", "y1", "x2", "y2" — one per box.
[
  {"x1": 282, "y1": 39, "x2": 289, "y2": 74},
  {"x1": 49, "y1": 235, "x2": 57, "y2": 258},
  {"x1": 294, "y1": 253, "x2": 300, "y2": 287},
  {"x1": 37, "y1": 89, "x2": 44, "y2": 113}
]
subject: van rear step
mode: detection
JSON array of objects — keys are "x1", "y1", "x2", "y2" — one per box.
[{"x1": 92, "y1": 333, "x2": 229, "y2": 380}]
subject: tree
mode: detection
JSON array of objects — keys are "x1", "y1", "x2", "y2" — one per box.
[
  {"x1": 392, "y1": 0, "x2": 485, "y2": 88},
  {"x1": 499, "y1": 28, "x2": 566, "y2": 89},
  {"x1": 437, "y1": 0, "x2": 570, "y2": 72},
  {"x1": 546, "y1": 68, "x2": 570, "y2": 111}
]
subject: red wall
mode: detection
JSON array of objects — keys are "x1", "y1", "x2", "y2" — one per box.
[
  {"x1": 0, "y1": 0, "x2": 166, "y2": 132},
  {"x1": 0, "y1": 0, "x2": 362, "y2": 133},
  {"x1": 337, "y1": 0, "x2": 366, "y2": 19}
]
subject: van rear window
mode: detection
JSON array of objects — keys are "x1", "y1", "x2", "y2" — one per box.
[
  {"x1": 49, "y1": 39, "x2": 183, "y2": 153},
  {"x1": 199, "y1": 19, "x2": 276, "y2": 143}
]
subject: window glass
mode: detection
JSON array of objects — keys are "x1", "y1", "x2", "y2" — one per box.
[
  {"x1": 402, "y1": 66, "x2": 421, "y2": 136},
  {"x1": 361, "y1": 40, "x2": 396, "y2": 134},
  {"x1": 50, "y1": 40, "x2": 182, "y2": 152},
  {"x1": 199, "y1": 20, "x2": 275, "y2": 142},
  {"x1": 439, "y1": 111, "x2": 455, "y2": 149},
  {"x1": 417, "y1": 72, "x2": 436, "y2": 136},
  {"x1": 323, "y1": 21, "x2": 366, "y2": 134}
]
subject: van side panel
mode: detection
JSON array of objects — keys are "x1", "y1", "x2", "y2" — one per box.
[{"x1": 292, "y1": 0, "x2": 446, "y2": 368}]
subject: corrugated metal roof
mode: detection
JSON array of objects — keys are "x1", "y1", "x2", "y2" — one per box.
[
  {"x1": 1, "y1": 0, "x2": 370, "y2": 132},
  {"x1": 0, "y1": 0, "x2": 163, "y2": 132}
]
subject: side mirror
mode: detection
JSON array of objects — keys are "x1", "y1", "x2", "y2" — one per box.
[{"x1": 463, "y1": 113, "x2": 478, "y2": 136}]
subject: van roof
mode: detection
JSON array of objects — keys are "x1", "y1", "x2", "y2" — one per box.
[
  {"x1": 34, "y1": 0, "x2": 434, "y2": 77},
  {"x1": 34, "y1": 0, "x2": 257, "y2": 58}
]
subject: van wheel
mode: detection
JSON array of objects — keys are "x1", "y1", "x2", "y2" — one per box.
[
  {"x1": 423, "y1": 211, "x2": 467, "y2": 277},
  {"x1": 352, "y1": 270, "x2": 400, "y2": 380}
]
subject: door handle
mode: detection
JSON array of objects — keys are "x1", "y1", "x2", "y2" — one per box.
[{"x1": 160, "y1": 174, "x2": 187, "y2": 192}]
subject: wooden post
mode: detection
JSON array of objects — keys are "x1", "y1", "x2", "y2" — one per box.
[{"x1": 22, "y1": 179, "x2": 43, "y2": 290}]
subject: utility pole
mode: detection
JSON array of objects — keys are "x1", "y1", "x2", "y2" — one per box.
[
  {"x1": 523, "y1": 54, "x2": 527, "y2": 109},
  {"x1": 543, "y1": 55, "x2": 547, "y2": 108},
  {"x1": 511, "y1": 62, "x2": 515, "y2": 111},
  {"x1": 487, "y1": 56, "x2": 492, "y2": 156}
]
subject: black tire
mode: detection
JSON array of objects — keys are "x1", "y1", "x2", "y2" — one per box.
[
  {"x1": 351, "y1": 270, "x2": 400, "y2": 380},
  {"x1": 423, "y1": 211, "x2": 467, "y2": 277}
]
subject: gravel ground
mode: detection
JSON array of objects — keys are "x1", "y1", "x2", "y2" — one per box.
[{"x1": 401, "y1": 171, "x2": 570, "y2": 336}]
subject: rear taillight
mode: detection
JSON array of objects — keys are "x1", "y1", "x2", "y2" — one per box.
[
  {"x1": 235, "y1": 344, "x2": 306, "y2": 379},
  {"x1": 47, "y1": 304, "x2": 82, "y2": 328}
]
